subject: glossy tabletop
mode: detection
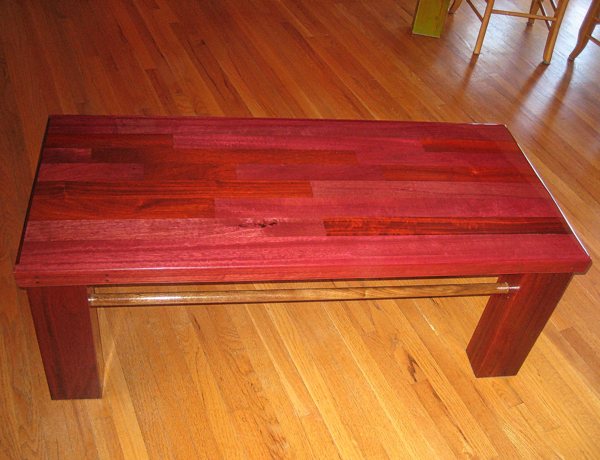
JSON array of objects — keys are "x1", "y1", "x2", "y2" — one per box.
[{"x1": 15, "y1": 116, "x2": 591, "y2": 287}]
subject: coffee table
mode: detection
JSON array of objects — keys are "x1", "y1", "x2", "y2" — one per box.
[{"x1": 15, "y1": 116, "x2": 591, "y2": 399}]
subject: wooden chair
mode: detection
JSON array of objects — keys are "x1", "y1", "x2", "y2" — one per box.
[
  {"x1": 449, "y1": 0, "x2": 570, "y2": 63},
  {"x1": 569, "y1": 0, "x2": 600, "y2": 59}
]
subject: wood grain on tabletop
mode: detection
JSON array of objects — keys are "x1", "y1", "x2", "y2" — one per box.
[
  {"x1": 14, "y1": 116, "x2": 590, "y2": 287},
  {"x1": 1, "y1": 0, "x2": 599, "y2": 458}
]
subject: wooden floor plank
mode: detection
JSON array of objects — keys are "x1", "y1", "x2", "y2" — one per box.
[{"x1": 1, "y1": 0, "x2": 599, "y2": 457}]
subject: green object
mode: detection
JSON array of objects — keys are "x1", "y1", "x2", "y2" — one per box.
[{"x1": 412, "y1": 0, "x2": 452, "y2": 37}]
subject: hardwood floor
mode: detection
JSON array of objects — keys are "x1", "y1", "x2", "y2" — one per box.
[{"x1": 1, "y1": 0, "x2": 598, "y2": 458}]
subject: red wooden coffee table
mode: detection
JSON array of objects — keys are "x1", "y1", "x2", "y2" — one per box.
[{"x1": 15, "y1": 116, "x2": 591, "y2": 399}]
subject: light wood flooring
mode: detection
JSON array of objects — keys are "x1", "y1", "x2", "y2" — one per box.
[{"x1": 1, "y1": 0, "x2": 599, "y2": 458}]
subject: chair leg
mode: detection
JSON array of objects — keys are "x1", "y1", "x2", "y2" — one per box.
[
  {"x1": 569, "y1": 0, "x2": 600, "y2": 60},
  {"x1": 449, "y1": 0, "x2": 464, "y2": 14},
  {"x1": 474, "y1": 0, "x2": 496, "y2": 54},
  {"x1": 542, "y1": 0, "x2": 570, "y2": 63},
  {"x1": 528, "y1": 0, "x2": 541, "y2": 25}
]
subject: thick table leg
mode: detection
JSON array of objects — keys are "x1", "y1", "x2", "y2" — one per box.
[
  {"x1": 27, "y1": 286, "x2": 103, "y2": 399},
  {"x1": 467, "y1": 273, "x2": 572, "y2": 377},
  {"x1": 412, "y1": 0, "x2": 452, "y2": 37}
]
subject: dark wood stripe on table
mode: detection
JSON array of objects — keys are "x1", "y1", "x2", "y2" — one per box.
[
  {"x1": 88, "y1": 147, "x2": 360, "y2": 165},
  {"x1": 38, "y1": 162, "x2": 237, "y2": 181},
  {"x1": 323, "y1": 217, "x2": 570, "y2": 235},
  {"x1": 31, "y1": 180, "x2": 312, "y2": 200},
  {"x1": 213, "y1": 196, "x2": 560, "y2": 218},
  {"x1": 44, "y1": 133, "x2": 173, "y2": 148}
]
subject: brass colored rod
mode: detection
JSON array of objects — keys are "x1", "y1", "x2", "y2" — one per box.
[{"x1": 88, "y1": 282, "x2": 514, "y2": 307}]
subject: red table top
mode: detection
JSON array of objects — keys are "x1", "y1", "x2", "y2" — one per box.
[{"x1": 15, "y1": 116, "x2": 591, "y2": 287}]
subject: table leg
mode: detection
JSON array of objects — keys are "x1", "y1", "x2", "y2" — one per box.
[
  {"x1": 412, "y1": 0, "x2": 452, "y2": 37},
  {"x1": 27, "y1": 286, "x2": 103, "y2": 399},
  {"x1": 467, "y1": 273, "x2": 572, "y2": 377}
]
